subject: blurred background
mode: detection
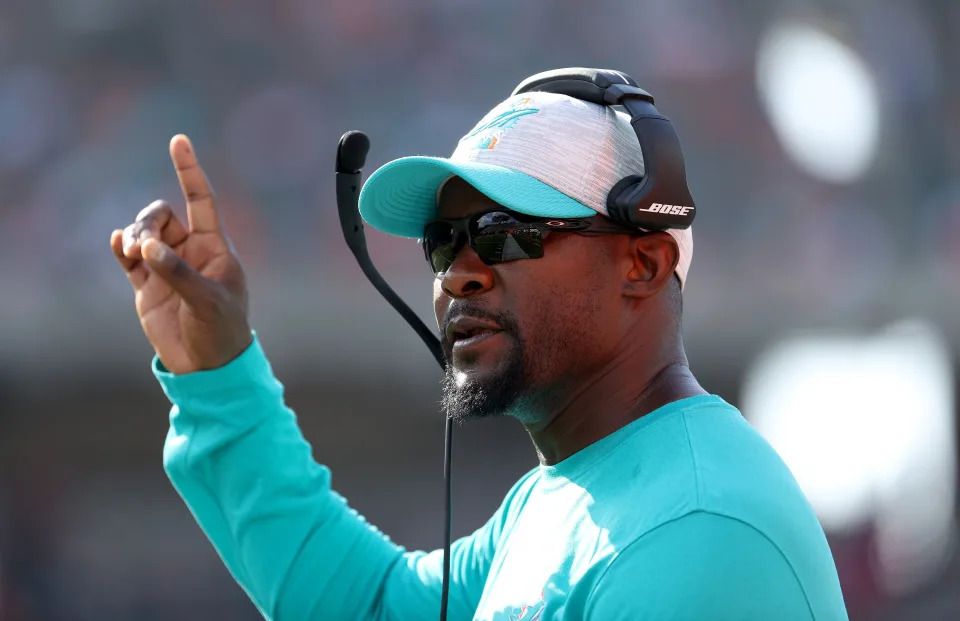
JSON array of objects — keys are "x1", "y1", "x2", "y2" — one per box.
[{"x1": 0, "y1": 0, "x2": 958, "y2": 618}]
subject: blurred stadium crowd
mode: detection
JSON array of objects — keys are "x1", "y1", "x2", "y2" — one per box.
[{"x1": 1, "y1": 0, "x2": 958, "y2": 619}]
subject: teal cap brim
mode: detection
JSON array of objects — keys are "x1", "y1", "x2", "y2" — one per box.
[{"x1": 358, "y1": 156, "x2": 596, "y2": 238}]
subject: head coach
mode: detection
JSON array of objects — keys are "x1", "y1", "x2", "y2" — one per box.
[{"x1": 110, "y1": 67, "x2": 848, "y2": 620}]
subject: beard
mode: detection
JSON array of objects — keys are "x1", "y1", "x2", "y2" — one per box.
[
  {"x1": 439, "y1": 307, "x2": 528, "y2": 422},
  {"x1": 440, "y1": 339, "x2": 525, "y2": 421}
]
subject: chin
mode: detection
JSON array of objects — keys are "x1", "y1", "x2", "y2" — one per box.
[
  {"x1": 449, "y1": 357, "x2": 506, "y2": 386},
  {"x1": 441, "y1": 340, "x2": 526, "y2": 421}
]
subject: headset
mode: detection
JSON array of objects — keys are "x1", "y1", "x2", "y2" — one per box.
[
  {"x1": 513, "y1": 67, "x2": 696, "y2": 231},
  {"x1": 334, "y1": 68, "x2": 695, "y2": 621}
]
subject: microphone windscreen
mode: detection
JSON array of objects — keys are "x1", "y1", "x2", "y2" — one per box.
[{"x1": 337, "y1": 131, "x2": 370, "y2": 173}]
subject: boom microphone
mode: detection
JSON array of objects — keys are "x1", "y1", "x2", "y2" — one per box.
[
  {"x1": 335, "y1": 132, "x2": 444, "y2": 366},
  {"x1": 336, "y1": 130, "x2": 370, "y2": 173},
  {"x1": 334, "y1": 131, "x2": 454, "y2": 621}
]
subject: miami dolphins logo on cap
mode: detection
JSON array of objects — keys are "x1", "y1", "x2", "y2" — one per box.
[{"x1": 460, "y1": 96, "x2": 540, "y2": 151}]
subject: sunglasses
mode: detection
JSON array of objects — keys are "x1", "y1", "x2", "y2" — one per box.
[{"x1": 422, "y1": 209, "x2": 637, "y2": 275}]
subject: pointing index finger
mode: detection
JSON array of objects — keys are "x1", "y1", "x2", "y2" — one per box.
[{"x1": 170, "y1": 134, "x2": 220, "y2": 232}]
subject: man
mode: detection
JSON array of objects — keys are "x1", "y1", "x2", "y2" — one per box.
[{"x1": 110, "y1": 81, "x2": 848, "y2": 620}]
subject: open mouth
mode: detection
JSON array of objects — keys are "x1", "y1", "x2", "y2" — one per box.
[
  {"x1": 445, "y1": 313, "x2": 507, "y2": 356},
  {"x1": 452, "y1": 327, "x2": 502, "y2": 348}
]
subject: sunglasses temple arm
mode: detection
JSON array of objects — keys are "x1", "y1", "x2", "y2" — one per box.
[{"x1": 335, "y1": 132, "x2": 446, "y2": 370}]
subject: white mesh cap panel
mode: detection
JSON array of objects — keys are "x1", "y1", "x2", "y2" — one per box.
[{"x1": 450, "y1": 92, "x2": 693, "y2": 286}]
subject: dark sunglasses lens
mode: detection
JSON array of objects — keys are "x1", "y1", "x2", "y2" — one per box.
[
  {"x1": 424, "y1": 211, "x2": 547, "y2": 273},
  {"x1": 423, "y1": 221, "x2": 457, "y2": 273},
  {"x1": 429, "y1": 243, "x2": 459, "y2": 273},
  {"x1": 471, "y1": 211, "x2": 545, "y2": 264},
  {"x1": 424, "y1": 221, "x2": 454, "y2": 245},
  {"x1": 474, "y1": 210, "x2": 524, "y2": 232},
  {"x1": 473, "y1": 211, "x2": 543, "y2": 265},
  {"x1": 474, "y1": 228, "x2": 544, "y2": 264}
]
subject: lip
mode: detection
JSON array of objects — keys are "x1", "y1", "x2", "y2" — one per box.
[
  {"x1": 451, "y1": 329, "x2": 504, "y2": 353},
  {"x1": 445, "y1": 315, "x2": 504, "y2": 348}
]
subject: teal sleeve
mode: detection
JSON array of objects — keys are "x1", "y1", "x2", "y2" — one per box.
[
  {"x1": 585, "y1": 512, "x2": 826, "y2": 621},
  {"x1": 156, "y1": 335, "x2": 507, "y2": 621}
]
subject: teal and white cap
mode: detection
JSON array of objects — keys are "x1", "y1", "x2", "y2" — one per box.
[{"x1": 359, "y1": 91, "x2": 693, "y2": 286}]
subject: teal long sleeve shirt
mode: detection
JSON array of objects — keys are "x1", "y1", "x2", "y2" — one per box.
[{"x1": 157, "y1": 336, "x2": 848, "y2": 620}]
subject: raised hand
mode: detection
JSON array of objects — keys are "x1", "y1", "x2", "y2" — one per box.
[{"x1": 110, "y1": 135, "x2": 252, "y2": 374}]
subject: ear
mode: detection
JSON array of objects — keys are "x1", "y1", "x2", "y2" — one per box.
[{"x1": 623, "y1": 232, "x2": 680, "y2": 299}]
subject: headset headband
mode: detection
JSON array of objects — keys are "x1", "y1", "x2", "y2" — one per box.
[{"x1": 512, "y1": 68, "x2": 696, "y2": 231}]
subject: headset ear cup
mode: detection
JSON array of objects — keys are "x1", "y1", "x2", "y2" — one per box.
[
  {"x1": 512, "y1": 67, "x2": 697, "y2": 232},
  {"x1": 606, "y1": 175, "x2": 646, "y2": 227}
]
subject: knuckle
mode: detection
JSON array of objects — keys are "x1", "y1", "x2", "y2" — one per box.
[
  {"x1": 135, "y1": 200, "x2": 170, "y2": 223},
  {"x1": 185, "y1": 189, "x2": 213, "y2": 202}
]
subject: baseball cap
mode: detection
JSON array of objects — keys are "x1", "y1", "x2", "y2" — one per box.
[{"x1": 359, "y1": 91, "x2": 693, "y2": 286}]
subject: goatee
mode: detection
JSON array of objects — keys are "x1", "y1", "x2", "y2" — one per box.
[{"x1": 440, "y1": 317, "x2": 526, "y2": 421}]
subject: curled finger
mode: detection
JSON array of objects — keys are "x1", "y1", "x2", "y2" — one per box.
[
  {"x1": 123, "y1": 200, "x2": 189, "y2": 260},
  {"x1": 111, "y1": 229, "x2": 147, "y2": 287},
  {"x1": 140, "y1": 238, "x2": 215, "y2": 306},
  {"x1": 122, "y1": 223, "x2": 141, "y2": 259},
  {"x1": 134, "y1": 200, "x2": 189, "y2": 246}
]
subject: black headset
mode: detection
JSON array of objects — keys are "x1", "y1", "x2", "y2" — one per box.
[
  {"x1": 335, "y1": 67, "x2": 695, "y2": 621},
  {"x1": 512, "y1": 67, "x2": 696, "y2": 231}
]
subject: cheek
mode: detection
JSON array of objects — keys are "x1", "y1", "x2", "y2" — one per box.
[{"x1": 509, "y1": 259, "x2": 617, "y2": 377}]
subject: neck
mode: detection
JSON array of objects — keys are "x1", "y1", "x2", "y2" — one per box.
[{"x1": 520, "y1": 332, "x2": 707, "y2": 466}]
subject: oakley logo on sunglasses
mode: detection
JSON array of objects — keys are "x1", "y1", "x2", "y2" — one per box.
[
  {"x1": 544, "y1": 220, "x2": 585, "y2": 228},
  {"x1": 638, "y1": 203, "x2": 693, "y2": 216}
]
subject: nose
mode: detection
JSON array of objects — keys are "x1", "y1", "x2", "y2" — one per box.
[{"x1": 438, "y1": 243, "x2": 494, "y2": 297}]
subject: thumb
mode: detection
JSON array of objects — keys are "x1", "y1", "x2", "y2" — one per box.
[{"x1": 141, "y1": 238, "x2": 213, "y2": 304}]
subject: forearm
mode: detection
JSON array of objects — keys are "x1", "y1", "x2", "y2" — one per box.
[{"x1": 158, "y1": 335, "x2": 410, "y2": 620}]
